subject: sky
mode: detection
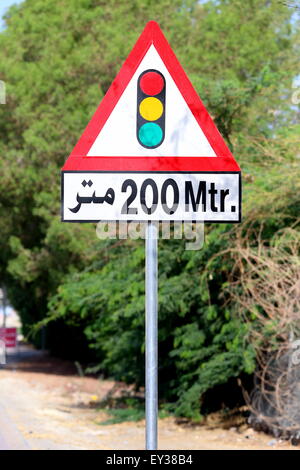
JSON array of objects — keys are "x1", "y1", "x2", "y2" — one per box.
[{"x1": 0, "y1": 0, "x2": 23, "y2": 30}]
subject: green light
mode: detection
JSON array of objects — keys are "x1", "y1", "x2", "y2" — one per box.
[{"x1": 138, "y1": 123, "x2": 163, "y2": 148}]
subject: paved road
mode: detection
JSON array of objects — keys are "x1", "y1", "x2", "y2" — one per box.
[
  {"x1": 0, "y1": 402, "x2": 29, "y2": 450},
  {"x1": 0, "y1": 348, "x2": 37, "y2": 450}
]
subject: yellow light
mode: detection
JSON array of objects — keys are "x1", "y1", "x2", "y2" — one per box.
[{"x1": 139, "y1": 97, "x2": 163, "y2": 121}]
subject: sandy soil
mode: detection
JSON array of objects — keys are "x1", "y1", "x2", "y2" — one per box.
[{"x1": 0, "y1": 345, "x2": 298, "y2": 450}]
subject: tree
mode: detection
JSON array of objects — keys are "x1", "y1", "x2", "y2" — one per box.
[{"x1": 0, "y1": 0, "x2": 299, "y2": 417}]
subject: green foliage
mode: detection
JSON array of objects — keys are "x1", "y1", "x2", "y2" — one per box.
[
  {"x1": 100, "y1": 407, "x2": 145, "y2": 425},
  {"x1": 0, "y1": 0, "x2": 299, "y2": 416},
  {"x1": 97, "y1": 396, "x2": 170, "y2": 424}
]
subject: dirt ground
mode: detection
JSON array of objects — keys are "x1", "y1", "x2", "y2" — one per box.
[{"x1": 0, "y1": 345, "x2": 298, "y2": 450}]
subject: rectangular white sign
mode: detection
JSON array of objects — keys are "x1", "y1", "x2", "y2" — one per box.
[{"x1": 62, "y1": 172, "x2": 241, "y2": 222}]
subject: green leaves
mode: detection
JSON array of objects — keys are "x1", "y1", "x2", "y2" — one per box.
[{"x1": 0, "y1": 0, "x2": 299, "y2": 417}]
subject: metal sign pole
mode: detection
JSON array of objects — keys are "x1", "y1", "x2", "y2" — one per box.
[
  {"x1": 1, "y1": 289, "x2": 6, "y2": 364},
  {"x1": 145, "y1": 221, "x2": 158, "y2": 450},
  {"x1": 2, "y1": 289, "x2": 6, "y2": 329}
]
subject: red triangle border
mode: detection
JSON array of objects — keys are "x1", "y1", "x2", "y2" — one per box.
[{"x1": 62, "y1": 21, "x2": 240, "y2": 173}]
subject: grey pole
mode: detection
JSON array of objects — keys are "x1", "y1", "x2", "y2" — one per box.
[
  {"x1": 145, "y1": 221, "x2": 158, "y2": 450},
  {"x1": 2, "y1": 289, "x2": 6, "y2": 329},
  {"x1": 1, "y1": 288, "x2": 6, "y2": 365}
]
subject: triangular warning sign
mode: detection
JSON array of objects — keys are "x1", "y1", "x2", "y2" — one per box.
[
  {"x1": 88, "y1": 44, "x2": 216, "y2": 158},
  {"x1": 62, "y1": 21, "x2": 240, "y2": 173}
]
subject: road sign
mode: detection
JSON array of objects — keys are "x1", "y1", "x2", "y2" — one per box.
[
  {"x1": 0, "y1": 328, "x2": 17, "y2": 349},
  {"x1": 61, "y1": 21, "x2": 241, "y2": 223},
  {"x1": 61, "y1": 21, "x2": 242, "y2": 451}
]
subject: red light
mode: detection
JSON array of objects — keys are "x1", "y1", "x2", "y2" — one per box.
[{"x1": 140, "y1": 71, "x2": 164, "y2": 96}]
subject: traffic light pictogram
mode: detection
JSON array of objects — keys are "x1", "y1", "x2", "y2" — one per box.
[{"x1": 137, "y1": 69, "x2": 166, "y2": 148}]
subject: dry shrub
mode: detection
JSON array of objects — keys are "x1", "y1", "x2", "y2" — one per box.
[{"x1": 228, "y1": 226, "x2": 300, "y2": 439}]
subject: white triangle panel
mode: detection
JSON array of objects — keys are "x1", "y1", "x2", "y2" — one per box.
[{"x1": 87, "y1": 45, "x2": 216, "y2": 157}]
